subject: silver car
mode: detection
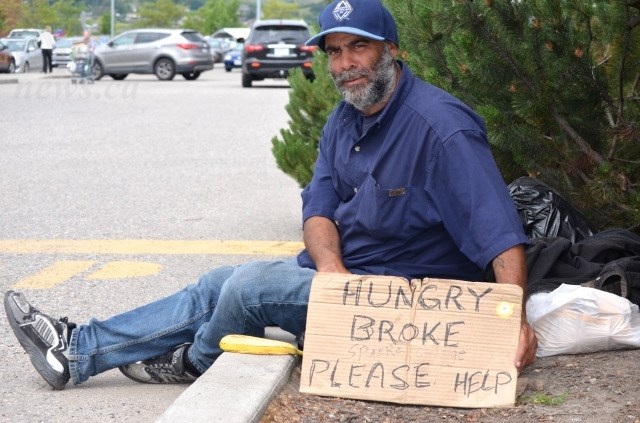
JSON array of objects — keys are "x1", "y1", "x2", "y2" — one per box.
[
  {"x1": 0, "y1": 37, "x2": 42, "y2": 73},
  {"x1": 52, "y1": 37, "x2": 82, "y2": 67},
  {"x1": 93, "y1": 29, "x2": 214, "y2": 81}
]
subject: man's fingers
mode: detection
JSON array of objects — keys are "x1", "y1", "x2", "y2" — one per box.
[{"x1": 516, "y1": 322, "x2": 538, "y2": 371}]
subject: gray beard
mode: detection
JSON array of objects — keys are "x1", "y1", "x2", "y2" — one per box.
[{"x1": 331, "y1": 45, "x2": 397, "y2": 113}]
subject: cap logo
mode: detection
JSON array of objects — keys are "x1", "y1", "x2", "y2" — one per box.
[{"x1": 333, "y1": 0, "x2": 353, "y2": 21}]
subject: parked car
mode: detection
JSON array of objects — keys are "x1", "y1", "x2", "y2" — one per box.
[
  {"x1": 224, "y1": 43, "x2": 243, "y2": 72},
  {"x1": 0, "y1": 37, "x2": 42, "y2": 73},
  {"x1": 8, "y1": 28, "x2": 43, "y2": 39},
  {"x1": 0, "y1": 41, "x2": 16, "y2": 73},
  {"x1": 52, "y1": 37, "x2": 82, "y2": 67},
  {"x1": 241, "y1": 19, "x2": 315, "y2": 88},
  {"x1": 92, "y1": 29, "x2": 213, "y2": 81},
  {"x1": 206, "y1": 36, "x2": 229, "y2": 63}
]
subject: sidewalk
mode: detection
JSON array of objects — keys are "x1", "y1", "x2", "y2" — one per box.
[
  {"x1": 156, "y1": 328, "x2": 299, "y2": 423},
  {"x1": 0, "y1": 70, "x2": 67, "y2": 84}
]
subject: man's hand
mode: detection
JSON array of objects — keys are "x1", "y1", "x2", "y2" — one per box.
[
  {"x1": 491, "y1": 244, "x2": 538, "y2": 371},
  {"x1": 516, "y1": 319, "x2": 538, "y2": 371}
]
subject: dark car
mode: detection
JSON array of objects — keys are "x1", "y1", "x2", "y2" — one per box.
[
  {"x1": 0, "y1": 41, "x2": 15, "y2": 73},
  {"x1": 93, "y1": 28, "x2": 213, "y2": 81},
  {"x1": 241, "y1": 19, "x2": 315, "y2": 88}
]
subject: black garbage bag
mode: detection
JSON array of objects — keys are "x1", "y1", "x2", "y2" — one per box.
[{"x1": 508, "y1": 176, "x2": 595, "y2": 243}]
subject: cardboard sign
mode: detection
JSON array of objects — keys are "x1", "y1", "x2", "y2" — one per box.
[{"x1": 299, "y1": 273, "x2": 522, "y2": 408}]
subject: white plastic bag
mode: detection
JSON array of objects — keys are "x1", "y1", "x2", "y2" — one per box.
[{"x1": 526, "y1": 284, "x2": 640, "y2": 357}]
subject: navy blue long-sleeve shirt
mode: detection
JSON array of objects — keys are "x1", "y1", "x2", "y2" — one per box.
[{"x1": 297, "y1": 62, "x2": 528, "y2": 281}]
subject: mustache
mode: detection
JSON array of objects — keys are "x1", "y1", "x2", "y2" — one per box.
[{"x1": 333, "y1": 68, "x2": 372, "y2": 86}]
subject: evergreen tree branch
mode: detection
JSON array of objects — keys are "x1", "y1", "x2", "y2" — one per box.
[
  {"x1": 552, "y1": 112, "x2": 605, "y2": 165},
  {"x1": 617, "y1": 3, "x2": 639, "y2": 126},
  {"x1": 608, "y1": 137, "x2": 619, "y2": 161},
  {"x1": 464, "y1": 3, "x2": 536, "y2": 93},
  {"x1": 631, "y1": 72, "x2": 640, "y2": 97}
]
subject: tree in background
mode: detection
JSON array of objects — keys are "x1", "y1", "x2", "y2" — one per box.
[
  {"x1": 98, "y1": 13, "x2": 111, "y2": 35},
  {"x1": 17, "y1": 0, "x2": 55, "y2": 29},
  {"x1": 272, "y1": 51, "x2": 340, "y2": 187},
  {"x1": 138, "y1": 0, "x2": 185, "y2": 28},
  {"x1": 51, "y1": 0, "x2": 82, "y2": 35},
  {"x1": 262, "y1": 0, "x2": 302, "y2": 19},
  {"x1": 0, "y1": 0, "x2": 22, "y2": 35},
  {"x1": 271, "y1": 0, "x2": 334, "y2": 187},
  {"x1": 272, "y1": 0, "x2": 640, "y2": 233},
  {"x1": 183, "y1": 0, "x2": 241, "y2": 35},
  {"x1": 386, "y1": 0, "x2": 639, "y2": 231},
  {"x1": 4, "y1": 0, "x2": 83, "y2": 36}
]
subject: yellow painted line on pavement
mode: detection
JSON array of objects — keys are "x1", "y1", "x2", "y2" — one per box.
[
  {"x1": 14, "y1": 260, "x2": 96, "y2": 289},
  {"x1": 0, "y1": 240, "x2": 304, "y2": 256},
  {"x1": 87, "y1": 261, "x2": 163, "y2": 280}
]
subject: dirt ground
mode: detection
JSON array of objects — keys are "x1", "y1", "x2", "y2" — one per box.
[{"x1": 261, "y1": 348, "x2": 640, "y2": 423}]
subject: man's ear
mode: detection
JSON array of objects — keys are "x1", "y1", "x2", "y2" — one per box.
[{"x1": 387, "y1": 41, "x2": 399, "y2": 58}]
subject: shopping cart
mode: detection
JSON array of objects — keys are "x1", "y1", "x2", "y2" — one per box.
[{"x1": 68, "y1": 45, "x2": 94, "y2": 84}]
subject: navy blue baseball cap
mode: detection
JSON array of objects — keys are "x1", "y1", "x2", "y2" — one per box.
[{"x1": 305, "y1": 0, "x2": 399, "y2": 51}]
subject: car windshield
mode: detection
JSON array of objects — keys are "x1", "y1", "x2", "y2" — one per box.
[
  {"x1": 1, "y1": 39, "x2": 26, "y2": 51},
  {"x1": 251, "y1": 26, "x2": 310, "y2": 44},
  {"x1": 208, "y1": 38, "x2": 223, "y2": 48},
  {"x1": 55, "y1": 38, "x2": 75, "y2": 48},
  {"x1": 10, "y1": 31, "x2": 40, "y2": 38}
]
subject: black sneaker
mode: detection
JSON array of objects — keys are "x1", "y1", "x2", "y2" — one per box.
[
  {"x1": 119, "y1": 343, "x2": 198, "y2": 384},
  {"x1": 4, "y1": 290, "x2": 75, "y2": 390}
]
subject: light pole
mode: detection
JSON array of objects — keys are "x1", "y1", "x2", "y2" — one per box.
[
  {"x1": 110, "y1": 0, "x2": 115, "y2": 38},
  {"x1": 256, "y1": 0, "x2": 261, "y2": 21}
]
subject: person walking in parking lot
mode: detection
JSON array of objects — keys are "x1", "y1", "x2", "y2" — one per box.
[
  {"x1": 4, "y1": 0, "x2": 537, "y2": 391},
  {"x1": 38, "y1": 26, "x2": 55, "y2": 74}
]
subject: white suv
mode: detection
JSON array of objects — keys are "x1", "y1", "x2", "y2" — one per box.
[
  {"x1": 93, "y1": 29, "x2": 214, "y2": 81},
  {"x1": 8, "y1": 28, "x2": 43, "y2": 39}
]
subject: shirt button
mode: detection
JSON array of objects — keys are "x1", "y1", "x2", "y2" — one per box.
[
  {"x1": 354, "y1": 146, "x2": 360, "y2": 152},
  {"x1": 353, "y1": 187, "x2": 358, "y2": 193}
]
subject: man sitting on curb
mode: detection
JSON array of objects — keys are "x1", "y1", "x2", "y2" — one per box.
[{"x1": 4, "y1": 0, "x2": 537, "y2": 390}]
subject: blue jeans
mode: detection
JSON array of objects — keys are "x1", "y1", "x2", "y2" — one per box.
[{"x1": 67, "y1": 260, "x2": 316, "y2": 385}]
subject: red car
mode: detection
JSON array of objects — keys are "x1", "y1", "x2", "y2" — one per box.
[{"x1": 0, "y1": 40, "x2": 16, "y2": 73}]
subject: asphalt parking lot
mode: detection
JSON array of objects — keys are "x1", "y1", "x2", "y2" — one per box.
[{"x1": 0, "y1": 66, "x2": 304, "y2": 422}]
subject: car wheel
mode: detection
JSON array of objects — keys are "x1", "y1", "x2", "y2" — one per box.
[
  {"x1": 181, "y1": 71, "x2": 201, "y2": 80},
  {"x1": 93, "y1": 61, "x2": 104, "y2": 80},
  {"x1": 111, "y1": 74, "x2": 128, "y2": 80},
  {"x1": 154, "y1": 58, "x2": 176, "y2": 81},
  {"x1": 22, "y1": 61, "x2": 30, "y2": 73},
  {"x1": 9, "y1": 60, "x2": 15, "y2": 73},
  {"x1": 242, "y1": 73, "x2": 252, "y2": 88},
  {"x1": 225, "y1": 66, "x2": 232, "y2": 72}
]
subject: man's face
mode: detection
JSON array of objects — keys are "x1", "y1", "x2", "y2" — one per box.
[{"x1": 324, "y1": 33, "x2": 398, "y2": 113}]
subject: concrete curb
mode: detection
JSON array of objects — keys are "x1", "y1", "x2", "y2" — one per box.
[
  {"x1": 0, "y1": 73, "x2": 69, "y2": 84},
  {"x1": 156, "y1": 328, "x2": 298, "y2": 423}
]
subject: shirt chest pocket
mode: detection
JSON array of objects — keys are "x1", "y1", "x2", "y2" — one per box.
[{"x1": 356, "y1": 181, "x2": 413, "y2": 239}]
